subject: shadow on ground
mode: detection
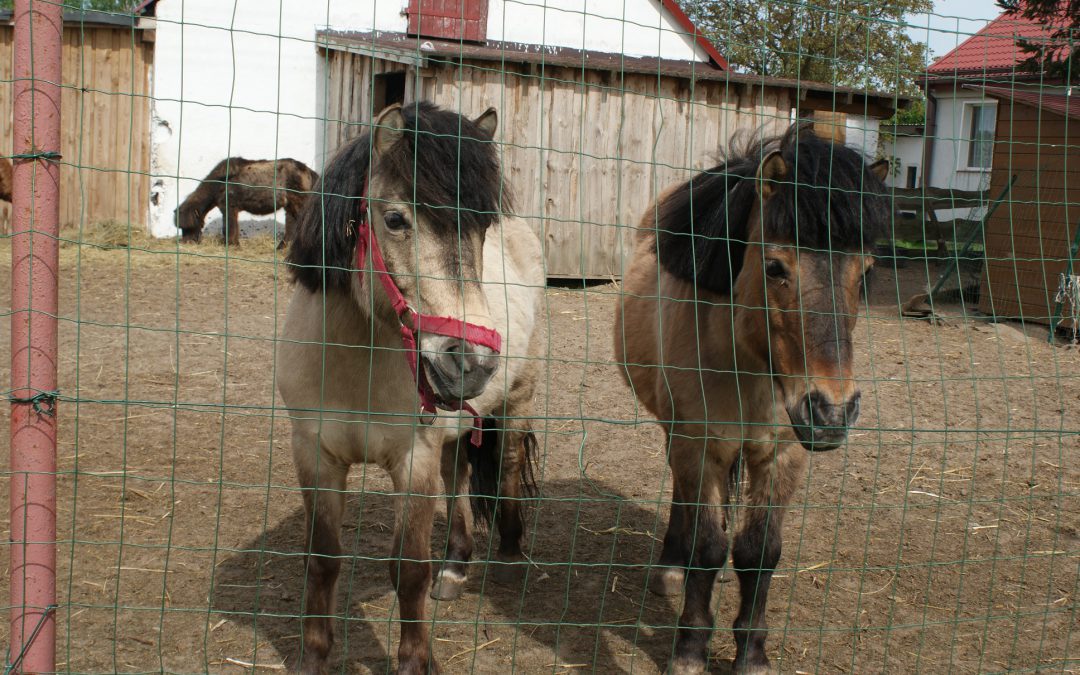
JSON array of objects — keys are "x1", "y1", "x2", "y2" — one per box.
[{"x1": 213, "y1": 477, "x2": 740, "y2": 673}]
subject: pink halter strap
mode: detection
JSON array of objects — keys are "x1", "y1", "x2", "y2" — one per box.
[{"x1": 354, "y1": 185, "x2": 501, "y2": 446}]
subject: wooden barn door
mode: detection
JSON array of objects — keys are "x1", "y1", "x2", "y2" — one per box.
[{"x1": 407, "y1": 0, "x2": 488, "y2": 43}]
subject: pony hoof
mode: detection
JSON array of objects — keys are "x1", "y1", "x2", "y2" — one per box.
[
  {"x1": 488, "y1": 558, "x2": 527, "y2": 585},
  {"x1": 649, "y1": 567, "x2": 685, "y2": 596},
  {"x1": 733, "y1": 657, "x2": 773, "y2": 675},
  {"x1": 665, "y1": 656, "x2": 707, "y2": 675},
  {"x1": 396, "y1": 658, "x2": 441, "y2": 675},
  {"x1": 292, "y1": 654, "x2": 327, "y2": 675},
  {"x1": 430, "y1": 569, "x2": 467, "y2": 601}
]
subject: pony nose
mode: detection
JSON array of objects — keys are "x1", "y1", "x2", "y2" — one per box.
[
  {"x1": 422, "y1": 339, "x2": 499, "y2": 403},
  {"x1": 807, "y1": 390, "x2": 860, "y2": 428},
  {"x1": 789, "y1": 390, "x2": 860, "y2": 451},
  {"x1": 440, "y1": 339, "x2": 498, "y2": 380}
]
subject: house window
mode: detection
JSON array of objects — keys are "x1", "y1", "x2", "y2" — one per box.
[
  {"x1": 373, "y1": 71, "x2": 406, "y2": 115},
  {"x1": 906, "y1": 165, "x2": 918, "y2": 189},
  {"x1": 966, "y1": 103, "x2": 995, "y2": 169}
]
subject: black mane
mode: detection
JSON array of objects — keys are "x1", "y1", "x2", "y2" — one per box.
[
  {"x1": 288, "y1": 101, "x2": 510, "y2": 292},
  {"x1": 654, "y1": 124, "x2": 891, "y2": 294}
]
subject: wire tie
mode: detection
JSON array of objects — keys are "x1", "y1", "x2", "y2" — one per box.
[
  {"x1": 3, "y1": 603, "x2": 58, "y2": 674},
  {"x1": 9, "y1": 389, "x2": 59, "y2": 417},
  {"x1": 9, "y1": 150, "x2": 62, "y2": 161}
]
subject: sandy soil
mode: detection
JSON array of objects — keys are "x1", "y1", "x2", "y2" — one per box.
[{"x1": 0, "y1": 236, "x2": 1077, "y2": 674}]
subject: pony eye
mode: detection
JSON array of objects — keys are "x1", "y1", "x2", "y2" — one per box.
[
  {"x1": 383, "y1": 211, "x2": 410, "y2": 232},
  {"x1": 765, "y1": 259, "x2": 788, "y2": 280}
]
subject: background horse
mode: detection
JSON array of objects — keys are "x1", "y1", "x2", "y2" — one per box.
[
  {"x1": 615, "y1": 125, "x2": 890, "y2": 674},
  {"x1": 278, "y1": 102, "x2": 543, "y2": 674},
  {"x1": 174, "y1": 156, "x2": 318, "y2": 246}
]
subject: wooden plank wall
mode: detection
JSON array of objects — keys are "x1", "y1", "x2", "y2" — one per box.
[
  {"x1": 322, "y1": 49, "x2": 792, "y2": 277},
  {"x1": 0, "y1": 24, "x2": 152, "y2": 232},
  {"x1": 978, "y1": 103, "x2": 1079, "y2": 324}
]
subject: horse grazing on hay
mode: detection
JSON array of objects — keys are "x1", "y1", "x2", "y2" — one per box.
[
  {"x1": 616, "y1": 124, "x2": 889, "y2": 674},
  {"x1": 174, "y1": 156, "x2": 318, "y2": 246},
  {"x1": 278, "y1": 101, "x2": 543, "y2": 674}
]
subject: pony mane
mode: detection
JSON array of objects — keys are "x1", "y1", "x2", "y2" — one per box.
[
  {"x1": 288, "y1": 101, "x2": 510, "y2": 293},
  {"x1": 654, "y1": 124, "x2": 891, "y2": 294}
]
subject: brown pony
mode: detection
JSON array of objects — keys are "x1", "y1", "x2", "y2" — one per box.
[
  {"x1": 0, "y1": 157, "x2": 12, "y2": 202},
  {"x1": 615, "y1": 124, "x2": 890, "y2": 674},
  {"x1": 174, "y1": 157, "x2": 318, "y2": 245},
  {"x1": 278, "y1": 102, "x2": 543, "y2": 674}
]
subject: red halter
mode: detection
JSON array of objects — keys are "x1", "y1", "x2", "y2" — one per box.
[{"x1": 354, "y1": 185, "x2": 501, "y2": 445}]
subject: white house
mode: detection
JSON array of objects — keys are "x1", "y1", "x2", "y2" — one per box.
[
  {"x1": 919, "y1": 10, "x2": 1057, "y2": 194},
  {"x1": 141, "y1": 0, "x2": 716, "y2": 237}
]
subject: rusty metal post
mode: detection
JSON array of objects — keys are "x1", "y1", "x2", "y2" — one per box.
[{"x1": 9, "y1": 0, "x2": 62, "y2": 672}]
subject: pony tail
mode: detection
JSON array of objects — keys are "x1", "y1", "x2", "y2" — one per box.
[
  {"x1": 467, "y1": 419, "x2": 502, "y2": 527},
  {"x1": 467, "y1": 419, "x2": 539, "y2": 529}
]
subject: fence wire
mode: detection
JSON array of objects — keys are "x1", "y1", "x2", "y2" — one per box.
[{"x1": 2, "y1": 0, "x2": 1078, "y2": 673}]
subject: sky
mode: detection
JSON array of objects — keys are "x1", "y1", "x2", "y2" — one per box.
[{"x1": 907, "y1": 0, "x2": 1006, "y2": 61}]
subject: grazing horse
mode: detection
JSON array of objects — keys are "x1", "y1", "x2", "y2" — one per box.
[
  {"x1": 615, "y1": 124, "x2": 890, "y2": 674},
  {"x1": 278, "y1": 102, "x2": 543, "y2": 674},
  {"x1": 174, "y1": 156, "x2": 318, "y2": 246}
]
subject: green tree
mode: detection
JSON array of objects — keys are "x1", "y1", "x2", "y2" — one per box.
[
  {"x1": 684, "y1": 0, "x2": 931, "y2": 94},
  {"x1": 998, "y1": 0, "x2": 1079, "y2": 83}
]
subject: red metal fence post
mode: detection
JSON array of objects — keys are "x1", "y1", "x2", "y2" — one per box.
[{"x1": 9, "y1": 0, "x2": 62, "y2": 672}]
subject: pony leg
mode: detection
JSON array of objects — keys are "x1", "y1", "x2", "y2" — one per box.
[
  {"x1": 281, "y1": 200, "x2": 298, "y2": 250},
  {"x1": 488, "y1": 424, "x2": 535, "y2": 584},
  {"x1": 389, "y1": 450, "x2": 442, "y2": 675},
  {"x1": 431, "y1": 437, "x2": 473, "y2": 601},
  {"x1": 667, "y1": 436, "x2": 731, "y2": 675},
  {"x1": 225, "y1": 206, "x2": 241, "y2": 246},
  {"x1": 650, "y1": 429, "x2": 693, "y2": 596},
  {"x1": 293, "y1": 443, "x2": 348, "y2": 675},
  {"x1": 730, "y1": 442, "x2": 807, "y2": 675}
]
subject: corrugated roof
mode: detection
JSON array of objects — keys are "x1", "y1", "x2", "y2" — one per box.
[
  {"x1": 927, "y1": 11, "x2": 1067, "y2": 77},
  {"x1": 977, "y1": 85, "x2": 1080, "y2": 121}
]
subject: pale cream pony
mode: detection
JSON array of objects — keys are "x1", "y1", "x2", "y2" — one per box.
[{"x1": 278, "y1": 102, "x2": 543, "y2": 675}]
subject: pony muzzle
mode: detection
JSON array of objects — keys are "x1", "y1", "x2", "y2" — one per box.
[
  {"x1": 420, "y1": 335, "x2": 499, "y2": 407},
  {"x1": 787, "y1": 389, "x2": 861, "y2": 451}
]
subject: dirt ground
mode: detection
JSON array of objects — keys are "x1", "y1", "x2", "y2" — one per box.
[{"x1": 1, "y1": 233, "x2": 1077, "y2": 674}]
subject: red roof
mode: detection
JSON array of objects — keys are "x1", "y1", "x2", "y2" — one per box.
[
  {"x1": 659, "y1": 0, "x2": 728, "y2": 69},
  {"x1": 979, "y1": 85, "x2": 1080, "y2": 121},
  {"x1": 927, "y1": 11, "x2": 1068, "y2": 77}
]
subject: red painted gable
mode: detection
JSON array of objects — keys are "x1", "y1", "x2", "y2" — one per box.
[{"x1": 406, "y1": 0, "x2": 727, "y2": 68}]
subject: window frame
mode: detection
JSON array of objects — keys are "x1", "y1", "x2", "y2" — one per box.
[{"x1": 962, "y1": 100, "x2": 997, "y2": 172}]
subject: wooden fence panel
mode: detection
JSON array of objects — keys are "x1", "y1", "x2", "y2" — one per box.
[{"x1": 0, "y1": 23, "x2": 152, "y2": 232}]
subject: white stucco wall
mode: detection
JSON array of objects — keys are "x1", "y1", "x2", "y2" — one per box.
[
  {"x1": 148, "y1": 0, "x2": 708, "y2": 237},
  {"x1": 843, "y1": 114, "x2": 881, "y2": 159},
  {"x1": 487, "y1": 0, "x2": 706, "y2": 61},
  {"x1": 927, "y1": 89, "x2": 996, "y2": 191},
  {"x1": 880, "y1": 133, "x2": 925, "y2": 189}
]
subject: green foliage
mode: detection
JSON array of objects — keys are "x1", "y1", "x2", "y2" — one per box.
[
  {"x1": 684, "y1": 0, "x2": 932, "y2": 94},
  {"x1": 883, "y1": 98, "x2": 927, "y2": 127},
  {"x1": 997, "y1": 0, "x2": 1079, "y2": 83},
  {"x1": 0, "y1": 0, "x2": 134, "y2": 12}
]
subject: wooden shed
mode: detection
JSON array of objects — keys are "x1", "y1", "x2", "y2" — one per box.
[
  {"x1": 316, "y1": 31, "x2": 903, "y2": 278},
  {"x1": 977, "y1": 84, "x2": 1079, "y2": 324},
  {"x1": 0, "y1": 9, "x2": 154, "y2": 231}
]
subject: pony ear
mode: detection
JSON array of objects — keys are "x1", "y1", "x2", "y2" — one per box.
[
  {"x1": 756, "y1": 150, "x2": 787, "y2": 201},
  {"x1": 868, "y1": 158, "x2": 890, "y2": 181},
  {"x1": 473, "y1": 107, "x2": 498, "y2": 138},
  {"x1": 373, "y1": 103, "x2": 406, "y2": 157}
]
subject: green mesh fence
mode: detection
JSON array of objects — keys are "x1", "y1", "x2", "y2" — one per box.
[{"x1": 2, "y1": 0, "x2": 1078, "y2": 673}]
